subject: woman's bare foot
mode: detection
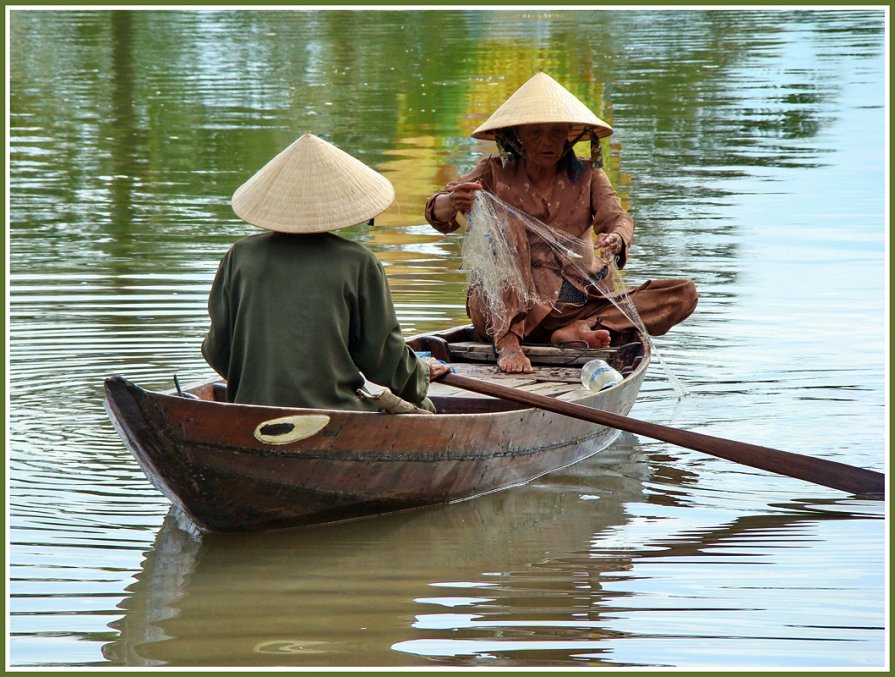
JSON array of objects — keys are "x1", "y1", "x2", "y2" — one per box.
[
  {"x1": 496, "y1": 335, "x2": 533, "y2": 374},
  {"x1": 550, "y1": 320, "x2": 611, "y2": 349}
]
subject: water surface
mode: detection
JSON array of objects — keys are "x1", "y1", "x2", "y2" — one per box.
[{"x1": 7, "y1": 8, "x2": 887, "y2": 669}]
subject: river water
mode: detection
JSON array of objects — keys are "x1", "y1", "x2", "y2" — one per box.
[{"x1": 6, "y1": 8, "x2": 888, "y2": 669}]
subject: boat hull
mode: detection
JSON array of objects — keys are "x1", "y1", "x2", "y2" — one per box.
[{"x1": 103, "y1": 330, "x2": 648, "y2": 531}]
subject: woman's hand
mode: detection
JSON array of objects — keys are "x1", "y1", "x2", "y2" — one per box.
[
  {"x1": 422, "y1": 356, "x2": 452, "y2": 381},
  {"x1": 449, "y1": 181, "x2": 483, "y2": 214},
  {"x1": 596, "y1": 232, "x2": 623, "y2": 257},
  {"x1": 432, "y1": 181, "x2": 483, "y2": 223}
]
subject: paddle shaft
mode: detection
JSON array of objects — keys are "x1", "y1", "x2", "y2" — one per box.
[{"x1": 439, "y1": 372, "x2": 885, "y2": 496}]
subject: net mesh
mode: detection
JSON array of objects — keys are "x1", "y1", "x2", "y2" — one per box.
[
  {"x1": 462, "y1": 189, "x2": 688, "y2": 397},
  {"x1": 462, "y1": 190, "x2": 643, "y2": 340}
]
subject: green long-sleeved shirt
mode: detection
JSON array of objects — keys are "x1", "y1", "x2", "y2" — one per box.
[{"x1": 201, "y1": 231, "x2": 430, "y2": 411}]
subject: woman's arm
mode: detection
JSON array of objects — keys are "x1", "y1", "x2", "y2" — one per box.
[
  {"x1": 591, "y1": 168, "x2": 635, "y2": 268},
  {"x1": 424, "y1": 159, "x2": 490, "y2": 233},
  {"x1": 350, "y1": 255, "x2": 432, "y2": 405}
]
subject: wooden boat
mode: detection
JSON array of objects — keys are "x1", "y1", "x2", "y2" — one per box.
[{"x1": 103, "y1": 325, "x2": 650, "y2": 532}]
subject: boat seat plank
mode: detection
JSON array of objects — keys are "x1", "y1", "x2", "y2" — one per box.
[
  {"x1": 428, "y1": 362, "x2": 585, "y2": 400},
  {"x1": 448, "y1": 362, "x2": 582, "y2": 381},
  {"x1": 521, "y1": 381, "x2": 581, "y2": 397},
  {"x1": 448, "y1": 341, "x2": 613, "y2": 366}
]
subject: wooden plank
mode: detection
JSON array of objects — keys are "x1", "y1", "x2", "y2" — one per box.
[
  {"x1": 448, "y1": 341, "x2": 613, "y2": 366},
  {"x1": 430, "y1": 363, "x2": 584, "y2": 399},
  {"x1": 518, "y1": 381, "x2": 581, "y2": 398},
  {"x1": 451, "y1": 363, "x2": 582, "y2": 382}
]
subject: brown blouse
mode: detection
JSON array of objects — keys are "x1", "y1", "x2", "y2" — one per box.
[
  {"x1": 424, "y1": 156, "x2": 638, "y2": 342},
  {"x1": 424, "y1": 156, "x2": 635, "y2": 269}
]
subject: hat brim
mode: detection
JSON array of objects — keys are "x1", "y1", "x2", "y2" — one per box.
[{"x1": 471, "y1": 120, "x2": 613, "y2": 141}]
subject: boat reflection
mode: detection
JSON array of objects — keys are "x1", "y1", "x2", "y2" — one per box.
[{"x1": 102, "y1": 437, "x2": 649, "y2": 667}]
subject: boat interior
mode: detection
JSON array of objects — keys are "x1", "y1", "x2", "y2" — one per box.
[
  {"x1": 409, "y1": 325, "x2": 646, "y2": 414},
  {"x1": 190, "y1": 325, "x2": 646, "y2": 415}
]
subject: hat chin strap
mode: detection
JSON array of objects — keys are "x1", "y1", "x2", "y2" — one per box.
[
  {"x1": 494, "y1": 128, "x2": 527, "y2": 167},
  {"x1": 567, "y1": 128, "x2": 588, "y2": 148},
  {"x1": 560, "y1": 127, "x2": 603, "y2": 168},
  {"x1": 589, "y1": 129, "x2": 603, "y2": 169}
]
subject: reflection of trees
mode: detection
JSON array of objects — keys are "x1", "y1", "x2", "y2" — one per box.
[
  {"x1": 8, "y1": 9, "x2": 883, "y2": 284},
  {"x1": 588, "y1": 9, "x2": 881, "y2": 228},
  {"x1": 105, "y1": 11, "x2": 143, "y2": 278},
  {"x1": 12, "y1": 10, "x2": 882, "y2": 231}
]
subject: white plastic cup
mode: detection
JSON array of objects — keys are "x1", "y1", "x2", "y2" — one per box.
[{"x1": 580, "y1": 359, "x2": 623, "y2": 392}]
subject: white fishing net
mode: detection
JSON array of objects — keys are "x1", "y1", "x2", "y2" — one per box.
[
  {"x1": 462, "y1": 190, "x2": 643, "y2": 340},
  {"x1": 462, "y1": 189, "x2": 688, "y2": 397}
]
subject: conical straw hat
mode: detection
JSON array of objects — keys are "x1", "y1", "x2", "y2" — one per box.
[
  {"x1": 472, "y1": 72, "x2": 613, "y2": 140},
  {"x1": 231, "y1": 133, "x2": 395, "y2": 233}
]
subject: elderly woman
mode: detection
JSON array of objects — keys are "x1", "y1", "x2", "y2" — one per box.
[{"x1": 425, "y1": 73, "x2": 697, "y2": 373}]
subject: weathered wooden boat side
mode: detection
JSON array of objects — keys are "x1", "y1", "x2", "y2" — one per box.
[{"x1": 103, "y1": 326, "x2": 650, "y2": 532}]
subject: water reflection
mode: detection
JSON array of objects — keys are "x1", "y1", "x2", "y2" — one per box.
[
  {"x1": 12, "y1": 10, "x2": 881, "y2": 274},
  {"x1": 101, "y1": 438, "x2": 883, "y2": 668},
  {"x1": 101, "y1": 442, "x2": 649, "y2": 667},
  {"x1": 8, "y1": 7, "x2": 886, "y2": 669}
]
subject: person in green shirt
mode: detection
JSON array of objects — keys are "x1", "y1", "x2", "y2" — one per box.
[{"x1": 201, "y1": 133, "x2": 450, "y2": 411}]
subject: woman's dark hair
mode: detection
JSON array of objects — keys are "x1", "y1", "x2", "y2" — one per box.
[{"x1": 494, "y1": 127, "x2": 598, "y2": 182}]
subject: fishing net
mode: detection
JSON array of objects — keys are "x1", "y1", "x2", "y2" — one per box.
[
  {"x1": 462, "y1": 189, "x2": 688, "y2": 397},
  {"x1": 462, "y1": 190, "x2": 644, "y2": 341}
]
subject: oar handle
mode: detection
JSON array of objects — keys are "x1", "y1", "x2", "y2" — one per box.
[{"x1": 440, "y1": 372, "x2": 885, "y2": 497}]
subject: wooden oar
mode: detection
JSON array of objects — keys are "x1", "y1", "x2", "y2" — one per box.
[{"x1": 438, "y1": 372, "x2": 885, "y2": 497}]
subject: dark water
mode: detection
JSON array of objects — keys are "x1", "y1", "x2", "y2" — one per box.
[{"x1": 7, "y1": 8, "x2": 887, "y2": 669}]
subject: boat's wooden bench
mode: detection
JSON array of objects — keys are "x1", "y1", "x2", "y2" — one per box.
[
  {"x1": 446, "y1": 341, "x2": 614, "y2": 367},
  {"x1": 427, "y1": 362, "x2": 586, "y2": 402}
]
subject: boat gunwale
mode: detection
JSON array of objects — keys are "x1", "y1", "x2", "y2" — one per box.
[{"x1": 143, "y1": 328, "x2": 652, "y2": 423}]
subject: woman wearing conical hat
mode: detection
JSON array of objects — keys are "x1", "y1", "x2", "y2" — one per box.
[
  {"x1": 202, "y1": 133, "x2": 450, "y2": 409},
  {"x1": 425, "y1": 73, "x2": 698, "y2": 374}
]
